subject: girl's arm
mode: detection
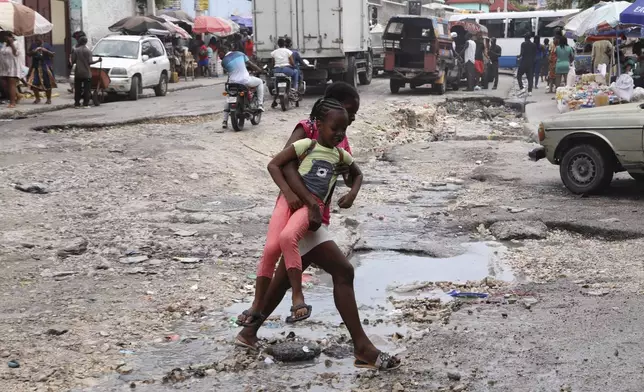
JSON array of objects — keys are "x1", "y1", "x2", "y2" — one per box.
[
  {"x1": 267, "y1": 145, "x2": 300, "y2": 200},
  {"x1": 338, "y1": 162, "x2": 363, "y2": 209}
]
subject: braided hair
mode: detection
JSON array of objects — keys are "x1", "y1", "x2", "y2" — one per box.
[
  {"x1": 324, "y1": 82, "x2": 359, "y2": 104},
  {"x1": 310, "y1": 98, "x2": 348, "y2": 122}
]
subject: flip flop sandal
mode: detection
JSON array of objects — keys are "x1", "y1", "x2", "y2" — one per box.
[
  {"x1": 285, "y1": 303, "x2": 312, "y2": 324},
  {"x1": 354, "y1": 352, "x2": 402, "y2": 371},
  {"x1": 235, "y1": 309, "x2": 266, "y2": 328},
  {"x1": 234, "y1": 336, "x2": 260, "y2": 352}
]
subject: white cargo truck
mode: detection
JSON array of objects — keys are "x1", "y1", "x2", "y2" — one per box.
[{"x1": 252, "y1": 0, "x2": 373, "y2": 87}]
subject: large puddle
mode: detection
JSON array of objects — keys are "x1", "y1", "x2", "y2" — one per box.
[{"x1": 88, "y1": 242, "x2": 513, "y2": 391}]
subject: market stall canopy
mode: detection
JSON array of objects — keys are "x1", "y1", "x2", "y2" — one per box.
[
  {"x1": 0, "y1": 0, "x2": 53, "y2": 36},
  {"x1": 109, "y1": 15, "x2": 173, "y2": 35},
  {"x1": 449, "y1": 20, "x2": 488, "y2": 37},
  {"x1": 620, "y1": 0, "x2": 644, "y2": 25},
  {"x1": 565, "y1": 1, "x2": 631, "y2": 37},
  {"x1": 193, "y1": 16, "x2": 239, "y2": 36},
  {"x1": 546, "y1": 10, "x2": 582, "y2": 28},
  {"x1": 230, "y1": 15, "x2": 252, "y2": 28},
  {"x1": 158, "y1": 10, "x2": 194, "y2": 24}
]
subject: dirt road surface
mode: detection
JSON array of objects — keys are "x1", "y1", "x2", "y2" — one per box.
[{"x1": 2, "y1": 77, "x2": 644, "y2": 392}]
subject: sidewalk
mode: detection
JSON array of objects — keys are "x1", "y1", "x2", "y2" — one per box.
[{"x1": 0, "y1": 77, "x2": 225, "y2": 120}]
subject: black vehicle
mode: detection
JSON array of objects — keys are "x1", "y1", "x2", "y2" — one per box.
[
  {"x1": 271, "y1": 71, "x2": 305, "y2": 111},
  {"x1": 224, "y1": 82, "x2": 263, "y2": 132}
]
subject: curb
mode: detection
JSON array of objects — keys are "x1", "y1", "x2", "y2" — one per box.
[{"x1": 0, "y1": 81, "x2": 225, "y2": 120}]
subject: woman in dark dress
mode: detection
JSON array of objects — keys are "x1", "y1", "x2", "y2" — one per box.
[{"x1": 26, "y1": 37, "x2": 57, "y2": 104}]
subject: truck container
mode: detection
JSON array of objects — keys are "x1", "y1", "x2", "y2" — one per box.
[{"x1": 252, "y1": 0, "x2": 373, "y2": 87}]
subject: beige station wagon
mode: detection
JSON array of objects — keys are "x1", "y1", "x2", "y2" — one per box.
[{"x1": 529, "y1": 103, "x2": 644, "y2": 194}]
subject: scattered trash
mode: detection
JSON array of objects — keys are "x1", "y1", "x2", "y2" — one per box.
[
  {"x1": 173, "y1": 257, "x2": 202, "y2": 264},
  {"x1": 46, "y1": 327, "x2": 69, "y2": 336},
  {"x1": 246, "y1": 273, "x2": 257, "y2": 280},
  {"x1": 8, "y1": 360, "x2": 20, "y2": 368},
  {"x1": 302, "y1": 346, "x2": 310, "y2": 353},
  {"x1": 264, "y1": 357, "x2": 274, "y2": 365},
  {"x1": 14, "y1": 182, "x2": 48, "y2": 194},
  {"x1": 447, "y1": 371, "x2": 462, "y2": 381},
  {"x1": 119, "y1": 255, "x2": 149, "y2": 264},
  {"x1": 119, "y1": 349, "x2": 136, "y2": 355},
  {"x1": 165, "y1": 334, "x2": 180, "y2": 342},
  {"x1": 188, "y1": 173, "x2": 200, "y2": 180},
  {"x1": 173, "y1": 229, "x2": 197, "y2": 237},
  {"x1": 448, "y1": 290, "x2": 488, "y2": 299}
]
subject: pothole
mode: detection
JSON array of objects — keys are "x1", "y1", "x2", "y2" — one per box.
[
  {"x1": 176, "y1": 197, "x2": 257, "y2": 213},
  {"x1": 33, "y1": 114, "x2": 218, "y2": 133}
]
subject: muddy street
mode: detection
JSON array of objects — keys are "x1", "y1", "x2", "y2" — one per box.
[{"x1": 2, "y1": 77, "x2": 644, "y2": 392}]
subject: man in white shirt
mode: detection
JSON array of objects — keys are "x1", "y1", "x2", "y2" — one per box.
[
  {"x1": 463, "y1": 33, "x2": 476, "y2": 91},
  {"x1": 271, "y1": 38, "x2": 298, "y2": 90},
  {"x1": 220, "y1": 45, "x2": 265, "y2": 128}
]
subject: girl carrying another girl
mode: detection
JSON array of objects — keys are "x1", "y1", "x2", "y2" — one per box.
[{"x1": 239, "y1": 98, "x2": 363, "y2": 325}]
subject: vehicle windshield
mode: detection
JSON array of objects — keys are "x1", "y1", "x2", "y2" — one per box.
[{"x1": 93, "y1": 40, "x2": 139, "y2": 59}]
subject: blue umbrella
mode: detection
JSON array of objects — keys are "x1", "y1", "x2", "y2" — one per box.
[
  {"x1": 620, "y1": 0, "x2": 644, "y2": 25},
  {"x1": 230, "y1": 15, "x2": 252, "y2": 28}
]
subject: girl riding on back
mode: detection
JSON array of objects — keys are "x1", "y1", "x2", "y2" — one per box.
[{"x1": 238, "y1": 98, "x2": 363, "y2": 326}]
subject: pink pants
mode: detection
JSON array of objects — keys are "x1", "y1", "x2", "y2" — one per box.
[{"x1": 257, "y1": 194, "x2": 325, "y2": 278}]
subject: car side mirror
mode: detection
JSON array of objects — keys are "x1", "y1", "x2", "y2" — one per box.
[{"x1": 142, "y1": 55, "x2": 149, "y2": 62}]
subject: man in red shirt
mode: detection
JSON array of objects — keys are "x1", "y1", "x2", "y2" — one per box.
[{"x1": 244, "y1": 35, "x2": 254, "y2": 59}]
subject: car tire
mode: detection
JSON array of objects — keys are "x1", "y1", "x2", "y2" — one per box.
[
  {"x1": 154, "y1": 73, "x2": 168, "y2": 97},
  {"x1": 358, "y1": 52, "x2": 373, "y2": 85},
  {"x1": 343, "y1": 55, "x2": 358, "y2": 88},
  {"x1": 129, "y1": 75, "x2": 140, "y2": 101},
  {"x1": 560, "y1": 144, "x2": 614, "y2": 194}
]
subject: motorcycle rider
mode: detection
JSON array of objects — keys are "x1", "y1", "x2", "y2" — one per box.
[
  {"x1": 271, "y1": 38, "x2": 298, "y2": 92},
  {"x1": 271, "y1": 37, "x2": 306, "y2": 108},
  {"x1": 219, "y1": 45, "x2": 265, "y2": 129}
]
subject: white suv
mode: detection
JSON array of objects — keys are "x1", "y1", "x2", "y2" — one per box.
[{"x1": 88, "y1": 35, "x2": 170, "y2": 100}]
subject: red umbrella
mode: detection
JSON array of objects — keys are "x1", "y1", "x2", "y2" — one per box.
[{"x1": 193, "y1": 16, "x2": 239, "y2": 36}]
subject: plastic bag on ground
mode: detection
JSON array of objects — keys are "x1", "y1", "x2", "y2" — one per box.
[
  {"x1": 632, "y1": 87, "x2": 644, "y2": 102},
  {"x1": 611, "y1": 74, "x2": 634, "y2": 102},
  {"x1": 597, "y1": 63, "x2": 607, "y2": 77},
  {"x1": 566, "y1": 64, "x2": 576, "y2": 87}
]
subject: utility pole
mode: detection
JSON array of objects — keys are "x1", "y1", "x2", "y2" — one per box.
[
  {"x1": 504, "y1": 0, "x2": 508, "y2": 11},
  {"x1": 147, "y1": 0, "x2": 156, "y2": 15}
]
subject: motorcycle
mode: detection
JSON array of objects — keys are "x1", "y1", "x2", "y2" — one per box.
[
  {"x1": 224, "y1": 79, "x2": 263, "y2": 132},
  {"x1": 271, "y1": 69, "x2": 306, "y2": 112}
]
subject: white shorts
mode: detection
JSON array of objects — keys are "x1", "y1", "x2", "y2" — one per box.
[{"x1": 299, "y1": 225, "x2": 332, "y2": 256}]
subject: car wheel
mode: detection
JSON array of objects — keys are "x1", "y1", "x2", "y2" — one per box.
[
  {"x1": 154, "y1": 73, "x2": 168, "y2": 97},
  {"x1": 358, "y1": 52, "x2": 373, "y2": 85},
  {"x1": 560, "y1": 144, "x2": 614, "y2": 194},
  {"x1": 129, "y1": 75, "x2": 140, "y2": 101},
  {"x1": 343, "y1": 55, "x2": 358, "y2": 88}
]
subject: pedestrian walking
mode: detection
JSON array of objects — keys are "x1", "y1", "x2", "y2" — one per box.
[
  {"x1": 591, "y1": 39, "x2": 612, "y2": 84},
  {"x1": 463, "y1": 33, "x2": 476, "y2": 91},
  {"x1": 474, "y1": 35, "x2": 485, "y2": 90},
  {"x1": 555, "y1": 36, "x2": 575, "y2": 89},
  {"x1": 548, "y1": 33, "x2": 560, "y2": 93},
  {"x1": 541, "y1": 38, "x2": 550, "y2": 84},
  {"x1": 235, "y1": 82, "x2": 402, "y2": 371},
  {"x1": 533, "y1": 36, "x2": 545, "y2": 89},
  {"x1": 71, "y1": 36, "x2": 100, "y2": 108},
  {"x1": 0, "y1": 31, "x2": 21, "y2": 108},
  {"x1": 26, "y1": 37, "x2": 57, "y2": 104},
  {"x1": 517, "y1": 33, "x2": 536, "y2": 96},
  {"x1": 488, "y1": 38, "x2": 502, "y2": 90}
]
